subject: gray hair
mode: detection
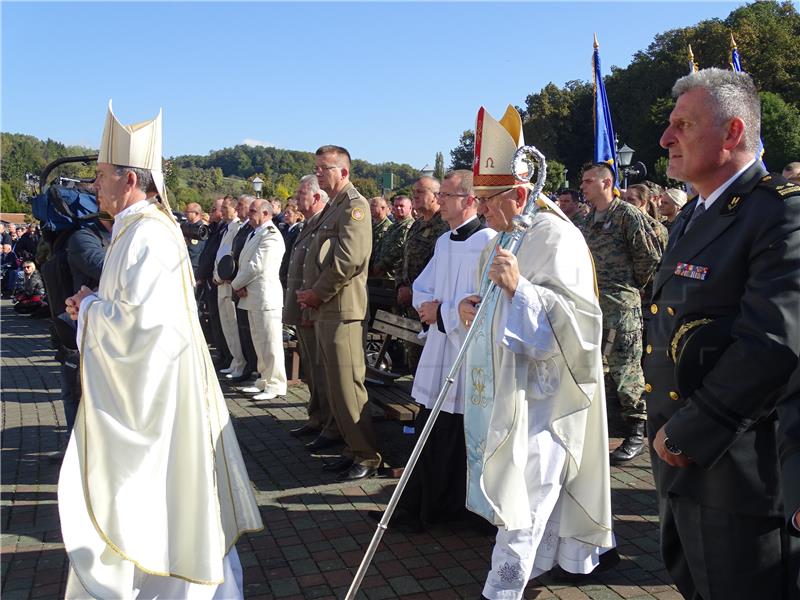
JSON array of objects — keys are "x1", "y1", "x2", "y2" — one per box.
[
  {"x1": 299, "y1": 174, "x2": 329, "y2": 203},
  {"x1": 672, "y1": 67, "x2": 760, "y2": 156},
  {"x1": 444, "y1": 170, "x2": 474, "y2": 196},
  {"x1": 114, "y1": 165, "x2": 154, "y2": 193},
  {"x1": 238, "y1": 194, "x2": 256, "y2": 207}
]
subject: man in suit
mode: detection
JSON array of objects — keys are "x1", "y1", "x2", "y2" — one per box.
[
  {"x1": 224, "y1": 195, "x2": 260, "y2": 383},
  {"x1": 296, "y1": 145, "x2": 380, "y2": 482},
  {"x1": 283, "y1": 175, "x2": 340, "y2": 448},
  {"x1": 644, "y1": 67, "x2": 800, "y2": 599},
  {"x1": 195, "y1": 197, "x2": 228, "y2": 364},
  {"x1": 215, "y1": 195, "x2": 247, "y2": 378},
  {"x1": 231, "y1": 198, "x2": 287, "y2": 400},
  {"x1": 779, "y1": 366, "x2": 800, "y2": 590}
]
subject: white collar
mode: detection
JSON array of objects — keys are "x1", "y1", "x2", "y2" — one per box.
[
  {"x1": 698, "y1": 159, "x2": 755, "y2": 210},
  {"x1": 111, "y1": 198, "x2": 150, "y2": 239}
]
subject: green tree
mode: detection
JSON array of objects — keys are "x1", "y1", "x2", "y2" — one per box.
[
  {"x1": 352, "y1": 177, "x2": 380, "y2": 199},
  {"x1": 759, "y1": 91, "x2": 800, "y2": 171},
  {"x1": 433, "y1": 152, "x2": 445, "y2": 179},
  {"x1": 449, "y1": 131, "x2": 474, "y2": 170},
  {"x1": 543, "y1": 160, "x2": 566, "y2": 194}
]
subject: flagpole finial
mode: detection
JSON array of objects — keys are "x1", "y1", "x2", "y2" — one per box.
[
  {"x1": 730, "y1": 32, "x2": 737, "y2": 49},
  {"x1": 593, "y1": 33, "x2": 599, "y2": 49}
]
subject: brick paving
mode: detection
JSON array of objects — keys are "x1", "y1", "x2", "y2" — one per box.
[{"x1": 1, "y1": 301, "x2": 678, "y2": 599}]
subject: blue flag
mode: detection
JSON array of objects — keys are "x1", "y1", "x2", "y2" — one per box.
[
  {"x1": 730, "y1": 33, "x2": 765, "y2": 167},
  {"x1": 592, "y1": 35, "x2": 618, "y2": 188}
]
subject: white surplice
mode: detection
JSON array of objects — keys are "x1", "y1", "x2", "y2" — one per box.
[
  {"x1": 411, "y1": 220, "x2": 496, "y2": 414},
  {"x1": 463, "y1": 206, "x2": 614, "y2": 599},
  {"x1": 59, "y1": 200, "x2": 263, "y2": 599}
]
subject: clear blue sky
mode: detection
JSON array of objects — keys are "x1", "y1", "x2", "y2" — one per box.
[{"x1": 2, "y1": 1, "x2": 745, "y2": 169}]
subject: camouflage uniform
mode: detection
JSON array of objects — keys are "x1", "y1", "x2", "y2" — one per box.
[
  {"x1": 579, "y1": 198, "x2": 661, "y2": 420},
  {"x1": 570, "y1": 211, "x2": 589, "y2": 230},
  {"x1": 399, "y1": 211, "x2": 448, "y2": 370},
  {"x1": 372, "y1": 216, "x2": 413, "y2": 282},
  {"x1": 371, "y1": 216, "x2": 393, "y2": 258}
]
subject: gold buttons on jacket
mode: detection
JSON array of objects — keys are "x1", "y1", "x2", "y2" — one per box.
[
  {"x1": 667, "y1": 307, "x2": 675, "y2": 316},
  {"x1": 644, "y1": 383, "x2": 652, "y2": 393},
  {"x1": 669, "y1": 391, "x2": 680, "y2": 400},
  {"x1": 646, "y1": 344, "x2": 653, "y2": 354},
  {"x1": 650, "y1": 304, "x2": 658, "y2": 314}
]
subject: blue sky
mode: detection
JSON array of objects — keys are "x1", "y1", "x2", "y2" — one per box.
[{"x1": 2, "y1": 1, "x2": 745, "y2": 169}]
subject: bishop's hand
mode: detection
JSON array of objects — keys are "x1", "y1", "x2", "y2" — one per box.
[
  {"x1": 458, "y1": 295, "x2": 481, "y2": 329},
  {"x1": 488, "y1": 248, "x2": 520, "y2": 300}
]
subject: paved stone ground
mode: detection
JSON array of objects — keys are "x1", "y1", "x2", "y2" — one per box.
[{"x1": 1, "y1": 302, "x2": 680, "y2": 599}]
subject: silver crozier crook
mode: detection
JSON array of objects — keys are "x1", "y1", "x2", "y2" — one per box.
[{"x1": 345, "y1": 146, "x2": 547, "y2": 600}]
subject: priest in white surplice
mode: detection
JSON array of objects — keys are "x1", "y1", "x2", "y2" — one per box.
[
  {"x1": 387, "y1": 170, "x2": 495, "y2": 531},
  {"x1": 458, "y1": 106, "x2": 615, "y2": 600},
  {"x1": 60, "y1": 102, "x2": 263, "y2": 599}
]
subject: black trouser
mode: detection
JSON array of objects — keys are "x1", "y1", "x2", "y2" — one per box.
[
  {"x1": 399, "y1": 408, "x2": 467, "y2": 525},
  {"x1": 205, "y1": 284, "x2": 230, "y2": 365},
  {"x1": 235, "y1": 305, "x2": 258, "y2": 376},
  {"x1": 659, "y1": 493, "x2": 800, "y2": 599}
]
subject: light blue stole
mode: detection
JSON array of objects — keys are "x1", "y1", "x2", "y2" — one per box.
[{"x1": 464, "y1": 232, "x2": 513, "y2": 522}]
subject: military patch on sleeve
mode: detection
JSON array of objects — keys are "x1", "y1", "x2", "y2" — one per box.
[{"x1": 351, "y1": 207, "x2": 365, "y2": 221}]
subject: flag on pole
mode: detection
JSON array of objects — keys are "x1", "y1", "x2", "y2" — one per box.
[
  {"x1": 688, "y1": 44, "x2": 698, "y2": 74},
  {"x1": 592, "y1": 34, "x2": 619, "y2": 191},
  {"x1": 730, "y1": 33, "x2": 765, "y2": 166}
]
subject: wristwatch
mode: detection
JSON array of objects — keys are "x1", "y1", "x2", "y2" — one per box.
[{"x1": 663, "y1": 436, "x2": 682, "y2": 456}]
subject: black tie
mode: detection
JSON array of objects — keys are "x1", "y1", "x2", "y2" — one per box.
[{"x1": 684, "y1": 202, "x2": 706, "y2": 234}]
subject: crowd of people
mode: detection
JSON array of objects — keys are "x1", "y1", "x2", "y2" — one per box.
[{"x1": 4, "y1": 67, "x2": 800, "y2": 599}]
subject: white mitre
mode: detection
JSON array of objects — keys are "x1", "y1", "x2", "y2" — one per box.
[
  {"x1": 98, "y1": 100, "x2": 170, "y2": 208},
  {"x1": 473, "y1": 104, "x2": 566, "y2": 218}
]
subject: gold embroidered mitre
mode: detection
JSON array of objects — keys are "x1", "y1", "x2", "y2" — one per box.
[{"x1": 473, "y1": 105, "x2": 524, "y2": 191}]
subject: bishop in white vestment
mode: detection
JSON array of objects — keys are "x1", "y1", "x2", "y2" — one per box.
[
  {"x1": 60, "y1": 102, "x2": 263, "y2": 599},
  {"x1": 459, "y1": 106, "x2": 614, "y2": 600}
]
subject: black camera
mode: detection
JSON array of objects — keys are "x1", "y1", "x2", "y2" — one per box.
[{"x1": 179, "y1": 221, "x2": 209, "y2": 241}]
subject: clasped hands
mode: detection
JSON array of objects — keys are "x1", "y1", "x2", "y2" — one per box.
[
  {"x1": 65, "y1": 286, "x2": 94, "y2": 321},
  {"x1": 296, "y1": 288, "x2": 322, "y2": 311}
]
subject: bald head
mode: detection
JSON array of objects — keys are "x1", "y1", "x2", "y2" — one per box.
[{"x1": 185, "y1": 203, "x2": 203, "y2": 224}]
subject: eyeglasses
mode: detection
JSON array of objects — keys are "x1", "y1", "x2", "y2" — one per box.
[
  {"x1": 314, "y1": 165, "x2": 340, "y2": 174},
  {"x1": 474, "y1": 188, "x2": 511, "y2": 204},
  {"x1": 434, "y1": 192, "x2": 471, "y2": 200}
]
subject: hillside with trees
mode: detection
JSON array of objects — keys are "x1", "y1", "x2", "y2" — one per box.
[{"x1": 450, "y1": 0, "x2": 800, "y2": 186}]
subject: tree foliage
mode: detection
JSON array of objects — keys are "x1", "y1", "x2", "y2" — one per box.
[
  {"x1": 450, "y1": 131, "x2": 474, "y2": 170},
  {"x1": 453, "y1": 1, "x2": 800, "y2": 184},
  {"x1": 434, "y1": 152, "x2": 445, "y2": 179}
]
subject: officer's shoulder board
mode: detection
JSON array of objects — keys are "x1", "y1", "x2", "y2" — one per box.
[
  {"x1": 346, "y1": 187, "x2": 362, "y2": 201},
  {"x1": 757, "y1": 174, "x2": 800, "y2": 201}
]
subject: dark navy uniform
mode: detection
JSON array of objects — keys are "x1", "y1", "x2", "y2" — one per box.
[{"x1": 643, "y1": 162, "x2": 800, "y2": 599}]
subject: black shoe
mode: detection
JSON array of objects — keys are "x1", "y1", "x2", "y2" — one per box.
[
  {"x1": 322, "y1": 456, "x2": 354, "y2": 472},
  {"x1": 610, "y1": 420, "x2": 646, "y2": 465},
  {"x1": 337, "y1": 464, "x2": 376, "y2": 482},
  {"x1": 305, "y1": 436, "x2": 340, "y2": 452},
  {"x1": 290, "y1": 424, "x2": 320, "y2": 438},
  {"x1": 546, "y1": 547, "x2": 620, "y2": 583}
]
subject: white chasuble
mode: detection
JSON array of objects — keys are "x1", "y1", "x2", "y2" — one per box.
[
  {"x1": 463, "y1": 210, "x2": 613, "y2": 548},
  {"x1": 411, "y1": 224, "x2": 496, "y2": 414},
  {"x1": 59, "y1": 201, "x2": 263, "y2": 598}
]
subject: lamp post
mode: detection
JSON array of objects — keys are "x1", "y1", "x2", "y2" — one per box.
[
  {"x1": 563, "y1": 168, "x2": 569, "y2": 189},
  {"x1": 617, "y1": 144, "x2": 635, "y2": 188},
  {"x1": 252, "y1": 176, "x2": 263, "y2": 198},
  {"x1": 419, "y1": 164, "x2": 434, "y2": 179}
]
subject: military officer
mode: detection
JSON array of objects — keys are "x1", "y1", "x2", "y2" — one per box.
[
  {"x1": 580, "y1": 163, "x2": 661, "y2": 464},
  {"x1": 283, "y1": 175, "x2": 340, "y2": 448},
  {"x1": 371, "y1": 195, "x2": 413, "y2": 282},
  {"x1": 644, "y1": 68, "x2": 800, "y2": 599},
  {"x1": 397, "y1": 178, "x2": 449, "y2": 371},
  {"x1": 296, "y1": 145, "x2": 380, "y2": 482},
  {"x1": 369, "y1": 196, "x2": 392, "y2": 251}
]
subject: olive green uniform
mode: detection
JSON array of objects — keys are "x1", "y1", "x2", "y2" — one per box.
[
  {"x1": 398, "y1": 211, "x2": 448, "y2": 370},
  {"x1": 283, "y1": 211, "x2": 339, "y2": 440},
  {"x1": 302, "y1": 182, "x2": 380, "y2": 468},
  {"x1": 580, "y1": 198, "x2": 661, "y2": 420}
]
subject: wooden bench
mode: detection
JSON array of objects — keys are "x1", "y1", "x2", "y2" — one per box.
[
  {"x1": 365, "y1": 309, "x2": 424, "y2": 385},
  {"x1": 366, "y1": 378, "x2": 419, "y2": 422}
]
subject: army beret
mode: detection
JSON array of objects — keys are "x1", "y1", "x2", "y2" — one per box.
[
  {"x1": 670, "y1": 314, "x2": 735, "y2": 398},
  {"x1": 217, "y1": 254, "x2": 237, "y2": 281}
]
